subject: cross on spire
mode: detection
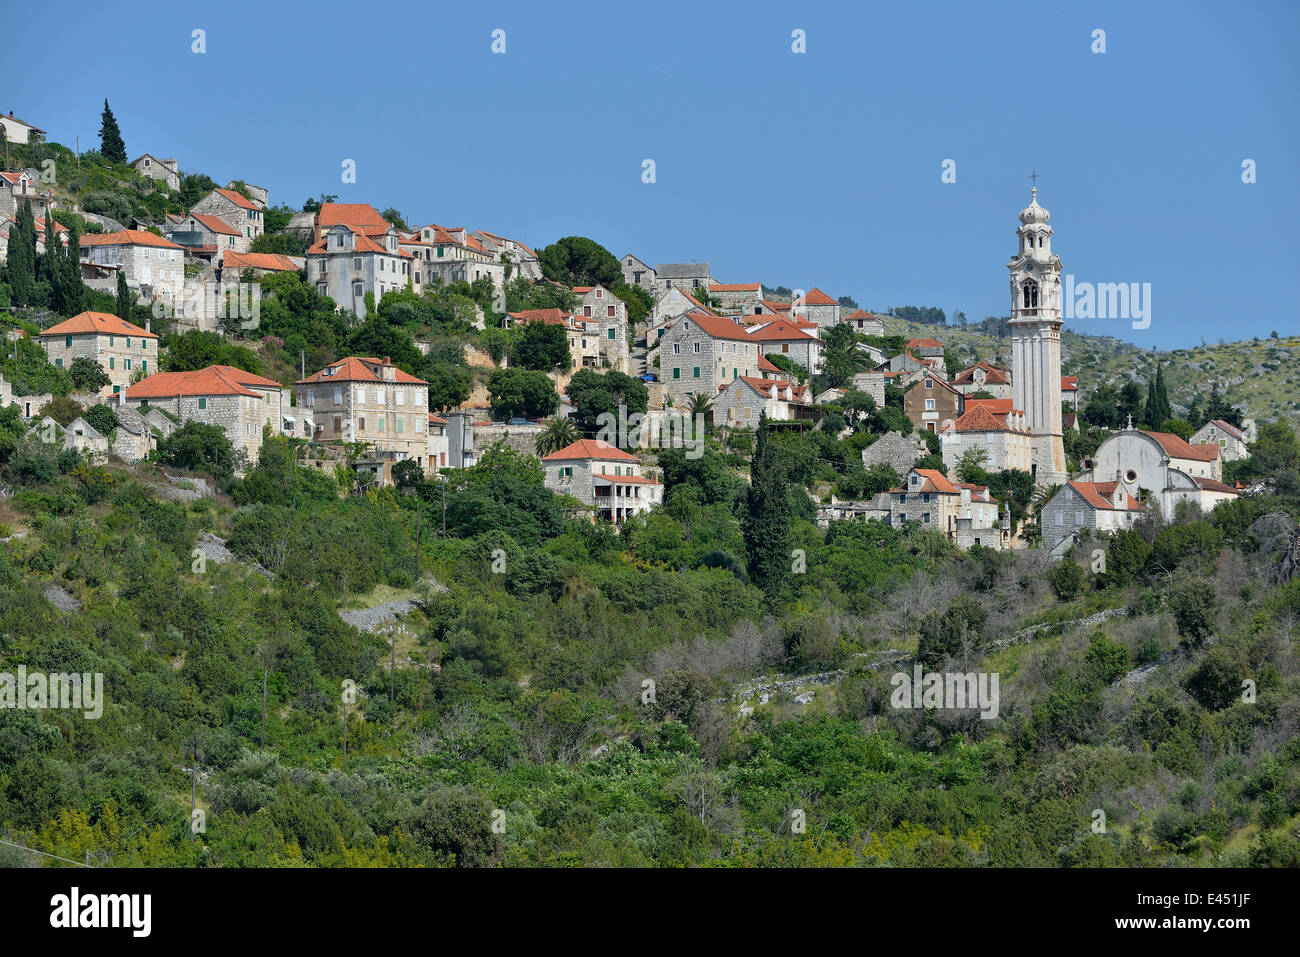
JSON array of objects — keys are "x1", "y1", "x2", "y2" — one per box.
[{"x1": 1030, "y1": 169, "x2": 1039, "y2": 200}]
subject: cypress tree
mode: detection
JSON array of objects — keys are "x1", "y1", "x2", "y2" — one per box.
[
  {"x1": 1143, "y1": 374, "x2": 1158, "y2": 427},
  {"x1": 99, "y1": 99, "x2": 126, "y2": 164},
  {"x1": 742, "y1": 412, "x2": 792, "y2": 600},
  {"x1": 59, "y1": 223, "x2": 85, "y2": 316},
  {"x1": 6, "y1": 200, "x2": 38, "y2": 306},
  {"x1": 1152, "y1": 361, "x2": 1171, "y2": 426},
  {"x1": 116, "y1": 268, "x2": 132, "y2": 322}
]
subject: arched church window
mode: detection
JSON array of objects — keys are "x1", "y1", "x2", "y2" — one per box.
[{"x1": 1022, "y1": 280, "x2": 1039, "y2": 309}]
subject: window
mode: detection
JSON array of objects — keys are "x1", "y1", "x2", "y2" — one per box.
[
  {"x1": 396, "y1": 391, "x2": 405, "y2": 406},
  {"x1": 397, "y1": 419, "x2": 404, "y2": 433},
  {"x1": 608, "y1": 327, "x2": 616, "y2": 339},
  {"x1": 141, "y1": 359, "x2": 146, "y2": 371},
  {"x1": 359, "y1": 416, "x2": 366, "y2": 431},
  {"x1": 925, "y1": 398, "x2": 935, "y2": 411},
  {"x1": 693, "y1": 367, "x2": 700, "y2": 378},
  {"x1": 109, "y1": 357, "x2": 115, "y2": 370},
  {"x1": 693, "y1": 342, "x2": 700, "y2": 353},
  {"x1": 333, "y1": 416, "x2": 342, "y2": 432},
  {"x1": 672, "y1": 368, "x2": 680, "y2": 379},
  {"x1": 352, "y1": 282, "x2": 363, "y2": 297},
  {"x1": 672, "y1": 343, "x2": 680, "y2": 355},
  {"x1": 375, "y1": 388, "x2": 384, "y2": 405},
  {"x1": 595, "y1": 288, "x2": 603, "y2": 298},
  {"x1": 125, "y1": 337, "x2": 131, "y2": 348},
  {"x1": 377, "y1": 419, "x2": 385, "y2": 432},
  {"x1": 55, "y1": 357, "x2": 62, "y2": 368},
  {"x1": 607, "y1": 305, "x2": 615, "y2": 317},
  {"x1": 584, "y1": 306, "x2": 591, "y2": 317},
  {"x1": 353, "y1": 258, "x2": 362, "y2": 270},
  {"x1": 1074, "y1": 510, "x2": 1084, "y2": 526},
  {"x1": 66, "y1": 335, "x2": 73, "y2": 347},
  {"x1": 126, "y1": 358, "x2": 132, "y2": 370},
  {"x1": 198, "y1": 397, "x2": 207, "y2": 410},
  {"x1": 922, "y1": 513, "x2": 931, "y2": 524},
  {"x1": 924, "y1": 379, "x2": 933, "y2": 389}
]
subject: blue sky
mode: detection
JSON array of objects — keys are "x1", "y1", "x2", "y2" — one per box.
[{"x1": 3, "y1": 0, "x2": 1296, "y2": 348}]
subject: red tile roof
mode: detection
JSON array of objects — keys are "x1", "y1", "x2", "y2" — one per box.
[
  {"x1": 709, "y1": 282, "x2": 761, "y2": 292},
  {"x1": 79, "y1": 229, "x2": 184, "y2": 249},
  {"x1": 542, "y1": 438, "x2": 640, "y2": 462},
  {"x1": 904, "y1": 468, "x2": 959, "y2": 495},
  {"x1": 680, "y1": 312, "x2": 752, "y2": 342},
  {"x1": 1205, "y1": 419, "x2": 1247, "y2": 441},
  {"x1": 40, "y1": 311, "x2": 157, "y2": 339},
  {"x1": 188, "y1": 212, "x2": 239, "y2": 236},
  {"x1": 757, "y1": 354, "x2": 783, "y2": 373},
  {"x1": 126, "y1": 364, "x2": 280, "y2": 399},
  {"x1": 907, "y1": 337, "x2": 944, "y2": 349},
  {"x1": 215, "y1": 187, "x2": 259, "y2": 211},
  {"x1": 954, "y1": 361, "x2": 1012, "y2": 385},
  {"x1": 845, "y1": 309, "x2": 878, "y2": 321},
  {"x1": 747, "y1": 319, "x2": 820, "y2": 342},
  {"x1": 734, "y1": 376, "x2": 810, "y2": 402},
  {"x1": 319, "y1": 203, "x2": 389, "y2": 229},
  {"x1": 964, "y1": 397, "x2": 1014, "y2": 415},
  {"x1": 297, "y1": 356, "x2": 427, "y2": 385},
  {"x1": 803, "y1": 287, "x2": 838, "y2": 305},
  {"x1": 950, "y1": 405, "x2": 1024, "y2": 433},
  {"x1": 1060, "y1": 375, "x2": 1078, "y2": 391},
  {"x1": 508, "y1": 308, "x2": 571, "y2": 326},
  {"x1": 1143, "y1": 430, "x2": 1220, "y2": 462},
  {"x1": 222, "y1": 251, "x2": 300, "y2": 271},
  {"x1": 1068, "y1": 480, "x2": 1144, "y2": 512},
  {"x1": 1194, "y1": 476, "x2": 1238, "y2": 495}
]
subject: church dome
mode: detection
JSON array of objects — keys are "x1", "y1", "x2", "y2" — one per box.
[{"x1": 1019, "y1": 187, "x2": 1050, "y2": 225}]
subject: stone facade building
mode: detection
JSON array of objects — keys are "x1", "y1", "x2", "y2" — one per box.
[
  {"x1": 656, "y1": 262, "x2": 714, "y2": 296},
  {"x1": 37, "y1": 311, "x2": 159, "y2": 399},
  {"x1": 862, "y1": 430, "x2": 926, "y2": 474},
  {"x1": 708, "y1": 282, "x2": 761, "y2": 316},
  {"x1": 798, "y1": 287, "x2": 841, "y2": 329},
  {"x1": 414, "y1": 224, "x2": 505, "y2": 290},
  {"x1": 190, "y1": 187, "x2": 264, "y2": 244},
  {"x1": 1190, "y1": 418, "x2": 1251, "y2": 462},
  {"x1": 621, "y1": 253, "x2": 656, "y2": 291},
  {"x1": 657, "y1": 311, "x2": 759, "y2": 405},
  {"x1": 164, "y1": 212, "x2": 246, "y2": 256},
  {"x1": 843, "y1": 309, "x2": 885, "y2": 336},
  {"x1": 307, "y1": 224, "x2": 413, "y2": 318},
  {"x1": 940, "y1": 404, "x2": 1034, "y2": 473},
  {"x1": 542, "y1": 439, "x2": 662, "y2": 524},
  {"x1": 124, "y1": 365, "x2": 286, "y2": 462},
  {"x1": 471, "y1": 230, "x2": 541, "y2": 280},
  {"x1": 78, "y1": 230, "x2": 187, "y2": 314},
  {"x1": 1041, "y1": 480, "x2": 1146, "y2": 558},
  {"x1": 747, "y1": 318, "x2": 823, "y2": 375},
  {"x1": 903, "y1": 374, "x2": 963, "y2": 433},
  {"x1": 952, "y1": 361, "x2": 1013, "y2": 399},
  {"x1": 883, "y1": 468, "x2": 1004, "y2": 548},
  {"x1": 716, "y1": 376, "x2": 815, "y2": 428},
  {"x1": 296, "y1": 356, "x2": 432, "y2": 471},
  {"x1": 131, "y1": 155, "x2": 180, "y2": 191}
]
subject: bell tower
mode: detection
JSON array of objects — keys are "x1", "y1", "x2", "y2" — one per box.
[{"x1": 1008, "y1": 177, "x2": 1068, "y2": 485}]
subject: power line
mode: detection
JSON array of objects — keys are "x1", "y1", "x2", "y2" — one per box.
[{"x1": 0, "y1": 838, "x2": 94, "y2": 867}]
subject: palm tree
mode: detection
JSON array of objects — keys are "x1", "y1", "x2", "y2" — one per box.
[
  {"x1": 535, "y1": 415, "x2": 579, "y2": 456},
  {"x1": 687, "y1": 393, "x2": 714, "y2": 426}
]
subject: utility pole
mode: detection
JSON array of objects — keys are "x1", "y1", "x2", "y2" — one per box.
[{"x1": 342, "y1": 697, "x2": 348, "y2": 770}]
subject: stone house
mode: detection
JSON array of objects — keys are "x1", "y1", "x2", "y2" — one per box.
[
  {"x1": 573, "y1": 285, "x2": 629, "y2": 372},
  {"x1": 37, "y1": 311, "x2": 159, "y2": 399},
  {"x1": 1190, "y1": 419, "x2": 1250, "y2": 462},
  {"x1": 884, "y1": 468, "x2": 1003, "y2": 548},
  {"x1": 227, "y1": 182, "x2": 269, "y2": 208},
  {"x1": 648, "y1": 285, "x2": 712, "y2": 329},
  {"x1": 1041, "y1": 480, "x2": 1146, "y2": 558},
  {"x1": 131, "y1": 155, "x2": 180, "y2": 191},
  {"x1": 164, "y1": 212, "x2": 246, "y2": 256},
  {"x1": 24, "y1": 416, "x2": 109, "y2": 459},
  {"x1": 78, "y1": 230, "x2": 187, "y2": 314},
  {"x1": 621, "y1": 253, "x2": 656, "y2": 292},
  {"x1": 219, "y1": 250, "x2": 303, "y2": 278},
  {"x1": 1061, "y1": 375, "x2": 1079, "y2": 409},
  {"x1": 798, "y1": 287, "x2": 840, "y2": 329},
  {"x1": 427, "y1": 414, "x2": 450, "y2": 471},
  {"x1": 190, "y1": 187, "x2": 264, "y2": 243},
  {"x1": 851, "y1": 371, "x2": 887, "y2": 408},
  {"x1": 296, "y1": 356, "x2": 431, "y2": 472},
  {"x1": 0, "y1": 111, "x2": 45, "y2": 145},
  {"x1": 471, "y1": 230, "x2": 541, "y2": 280},
  {"x1": 415, "y1": 224, "x2": 505, "y2": 290},
  {"x1": 542, "y1": 438, "x2": 663, "y2": 524},
  {"x1": 708, "y1": 283, "x2": 761, "y2": 317},
  {"x1": 307, "y1": 224, "x2": 414, "y2": 318},
  {"x1": 940, "y1": 404, "x2": 1033, "y2": 474},
  {"x1": 716, "y1": 376, "x2": 815, "y2": 428},
  {"x1": 0, "y1": 170, "x2": 38, "y2": 220},
  {"x1": 108, "y1": 405, "x2": 156, "y2": 463},
  {"x1": 862, "y1": 430, "x2": 926, "y2": 474},
  {"x1": 844, "y1": 309, "x2": 885, "y2": 336},
  {"x1": 747, "y1": 318, "x2": 823, "y2": 375},
  {"x1": 952, "y1": 361, "x2": 1014, "y2": 399},
  {"x1": 656, "y1": 262, "x2": 714, "y2": 296},
  {"x1": 124, "y1": 365, "x2": 285, "y2": 462},
  {"x1": 657, "y1": 311, "x2": 760, "y2": 405},
  {"x1": 751, "y1": 299, "x2": 793, "y2": 319},
  {"x1": 903, "y1": 374, "x2": 963, "y2": 433}
]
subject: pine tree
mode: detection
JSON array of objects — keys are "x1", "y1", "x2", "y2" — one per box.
[
  {"x1": 116, "y1": 269, "x2": 132, "y2": 322},
  {"x1": 5, "y1": 200, "x2": 38, "y2": 306},
  {"x1": 742, "y1": 413, "x2": 792, "y2": 600},
  {"x1": 99, "y1": 99, "x2": 126, "y2": 164}
]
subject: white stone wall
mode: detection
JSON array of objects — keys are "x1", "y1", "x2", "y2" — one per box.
[{"x1": 39, "y1": 331, "x2": 157, "y2": 398}]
